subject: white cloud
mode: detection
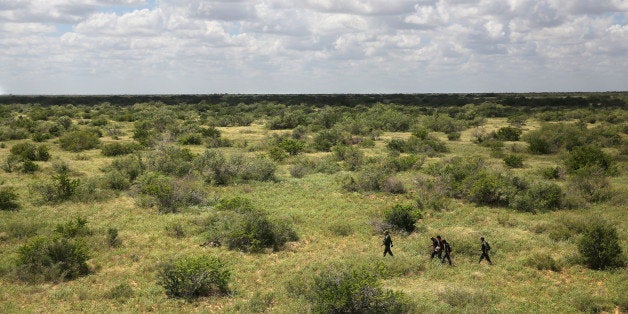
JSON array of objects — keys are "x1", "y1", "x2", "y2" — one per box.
[{"x1": 0, "y1": 0, "x2": 626, "y2": 93}]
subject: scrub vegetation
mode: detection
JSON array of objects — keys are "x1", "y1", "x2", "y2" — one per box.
[{"x1": 0, "y1": 93, "x2": 626, "y2": 313}]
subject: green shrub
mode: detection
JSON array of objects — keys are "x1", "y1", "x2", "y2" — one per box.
[
  {"x1": 55, "y1": 217, "x2": 92, "y2": 238},
  {"x1": 101, "y1": 142, "x2": 141, "y2": 156},
  {"x1": 567, "y1": 170, "x2": 614, "y2": 203},
  {"x1": 107, "y1": 228, "x2": 122, "y2": 248},
  {"x1": 524, "y1": 253, "x2": 562, "y2": 272},
  {"x1": 333, "y1": 145, "x2": 364, "y2": 171},
  {"x1": 216, "y1": 196, "x2": 254, "y2": 213},
  {"x1": 107, "y1": 154, "x2": 145, "y2": 182},
  {"x1": 207, "y1": 197, "x2": 298, "y2": 253},
  {"x1": 313, "y1": 129, "x2": 342, "y2": 151},
  {"x1": 10, "y1": 142, "x2": 50, "y2": 161},
  {"x1": 0, "y1": 186, "x2": 20, "y2": 211},
  {"x1": 464, "y1": 171, "x2": 516, "y2": 207},
  {"x1": 177, "y1": 133, "x2": 203, "y2": 145},
  {"x1": 309, "y1": 266, "x2": 414, "y2": 314},
  {"x1": 564, "y1": 145, "x2": 614, "y2": 174},
  {"x1": 384, "y1": 204, "x2": 420, "y2": 233},
  {"x1": 146, "y1": 145, "x2": 194, "y2": 177},
  {"x1": 512, "y1": 181, "x2": 563, "y2": 212},
  {"x1": 103, "y1": 170, "x2": 132, "y2": 191},
  {"x1": 539, "y1": 166, "x2": 564, "y2": 180},
  {"x1": 225, "y1": 213, "x2": 297, "y2": 253},
  {"x1": 493, "y1": 126, "x2": 522, "y2": 141},
  {"x1": 21, "y1": 160, "x2": 40, "y2": 173},
  {"x1": 59, "y1": 129, "x2": 101, "y2": 152},
  {"x1": 578, "y1": 221, "x2": 624, "y2": 270},
  {"x1": 16, "y1": 237, "x2": 90, "y2": 282},
  {"x1": 157, "y1": 255, "x2": 231, "y2": 300},
  {"x1": 31, "y1": 171, "x2": 80, "y2": 204},
  {"x1": 447, "y1": 131, "x2": 461, "y2": 141},
  {"x1": 134, "y1": 172, "x2": 176, "y2": 212},
  {"x1": 503, "y1": 154, "x2": 524, "y2": 168}
]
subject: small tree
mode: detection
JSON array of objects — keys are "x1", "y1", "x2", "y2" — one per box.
[
  {"x1": 157, "y1": 255, "x2": 231, "y2": 300},
  {"x1": 0, "y1": 186, "x2": 20, "y2": 211},
  {"x1": 384, "y1": 204, "x2": 421, "y2": 233},
  {"x1": 578, "y1": 221, "x2": 624, "y2": 270}
]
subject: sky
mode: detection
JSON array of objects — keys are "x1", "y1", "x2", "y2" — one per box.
[{"x1": 0, "y1": 0, "x2": 626, "y2": 95}]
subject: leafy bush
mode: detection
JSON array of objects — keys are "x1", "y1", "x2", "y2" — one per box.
[
  {"x1": 106, "y1": 154, "x2": 145, "y2": 182},
  {"x1": 0, "y1": 186, "x2": 20, "y2": 211},
  {"x1": 384, "y1": 204, "x2": 421, "y2": 233},
  {"x1": 578, "y1": 221, "x2": 624, "y2": 270},
  {"x1": 10, "y1": 142, "x2": 50, "y2": 161},
  {"x1": 146, "y1": 145, "x2": 194, "y2": 177},
  {"x1": 157, "y1": 255, "x2": 231, "y2": 300},
  {"x1": 101, "y1": 142, "x2": 141, "y2": 156},
  {"x1": 312, "y1": 129, "x2": 342, "y2": 151},
  {"x1": 523, "y1": 123, "x2": 588, "y2": 154},
  {"x1": 177, "y1": 133, "x2": 203, "y2": 145},
  {"x1": 107, "y1": 228, "x2": 122, "y2": 248},
  {"x1": 194, "y1": 150, "x2": 277, "y2": 185},
  {"x1": 333, "y1": 145, "x2": 364, "y2": 171},
  {"x1": 59, "y1": 129, "x2": 101, "y2": 152},
  {"x1": 539, "y1": 166, "x2": 564, "y2": 180},
  {"x1": 493, "y1": 126, "x2": 522, "y2": 141},
  {"x1": 205, "y1": 197, "x2": 298, "y2": 253},
  {"x1": 567, "y1": 170, "x2": 614, "y2": 203},
  {"x1": 511, "y1": 181, "x2": 563, "y2": 212},
  {"x1": 503, "y1": 154, "x2": 524, "y2": 168},
  {"x1": 55, "y1": 217, "x2": 92, "y2": 238},
  {"x1": 134, "y1": 173, "x2": 204, "y2": 213},
  {"x1": 308, "y1": 266, "x2": 414, "y2": 314},
  {"x1": 564, "y1": 145, "x2": 614, "y2": 174},
  {"x1": 16, "y1": 237, "x2": 90, "y2": 282},
  {"x1": 31, "y1": 171, "x2": 80, "y2": 204},
  {"x1": 464, "y1": 171, "x2": 516, "y2": 207}
]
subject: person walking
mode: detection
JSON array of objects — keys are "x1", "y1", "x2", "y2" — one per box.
[
  {"x1": 479, "y1": 237, "x2": 492, "y2": 265},
  {"x1": 430, "y1": 237, "x2": 440, "y2": 260},
  {"x1": 434, "y1": 235, "x2": 444, "y2": 260},
  {"x1": 441, "y1": 239, "x2": 452, "y2": 265},
  {"x1": 382, "y1": 231, "x2": 394, "y2": 257}
]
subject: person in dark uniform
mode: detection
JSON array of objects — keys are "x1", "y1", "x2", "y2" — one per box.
[
  {"x1": 430, "y1": 237, "x2": 440, "y2": 259},
  {"x1": 479, "y1": 237, "x2": 492, "y2": 265},
  {"x1": 441, "y1": 239, "x2": 452, "y2": 265},
  {"x1": 434, "y1": 235, "x2": 444, "y2": 260},
  {"x1": 382, "y1": 230, "x2": 393, "y2": 257}
]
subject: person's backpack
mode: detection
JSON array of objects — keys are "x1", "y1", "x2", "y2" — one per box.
[{"x1": 485, "y1": 241, "x2": 491, "y2": 251}]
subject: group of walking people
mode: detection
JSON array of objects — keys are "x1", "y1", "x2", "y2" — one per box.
[{"x1": 382, "y1": 231, "x2": 493, "y2": 265}]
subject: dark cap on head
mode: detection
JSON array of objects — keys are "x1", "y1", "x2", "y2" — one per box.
[{"x1": 480, "y1": 237, "x2": 485, "y2": 240}]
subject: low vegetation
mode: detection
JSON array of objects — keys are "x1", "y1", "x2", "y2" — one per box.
[{"x1": 0, "y1": 93, "x2": 625, "y2": 312}]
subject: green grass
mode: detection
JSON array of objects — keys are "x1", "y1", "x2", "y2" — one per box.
[{"x1": 0, "y1": 114, "x2": 626, "y2": 313}]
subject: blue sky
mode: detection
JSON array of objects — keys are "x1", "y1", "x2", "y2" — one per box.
[{"x1": 0, "y1": 0, "x2": 626, "y2": 95}]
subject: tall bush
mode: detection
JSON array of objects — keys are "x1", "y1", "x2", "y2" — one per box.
[
  {"x1": 578, "y1": 221, "x2": 624, "y2": 270},
  {"x1": 59, "y1": 129, "x2": 101, "y2": 152},
  {"x1": 157, "y1": 255, "x2": 231, "y2": 300},
  {"x1": 0, "y1": 186, "x2": 20, "y2": 210},
  {"x1": 308, "y1": 266, "x2": 414, "y2": 313},
  {"x1": 16, "y1": 237, "x2": 90, "y2": 282},
  {"x1": 385, "y1": 204, "x2": 421, "y2": 233}
]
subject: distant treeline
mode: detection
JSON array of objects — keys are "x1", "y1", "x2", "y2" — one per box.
[{"x1": 0, "y1": 92, "x2": 625, "y2": 108}]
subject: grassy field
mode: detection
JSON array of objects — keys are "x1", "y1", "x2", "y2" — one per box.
[{"x1": 0, "y1": 102, "x2": 626, "y2": 313}]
